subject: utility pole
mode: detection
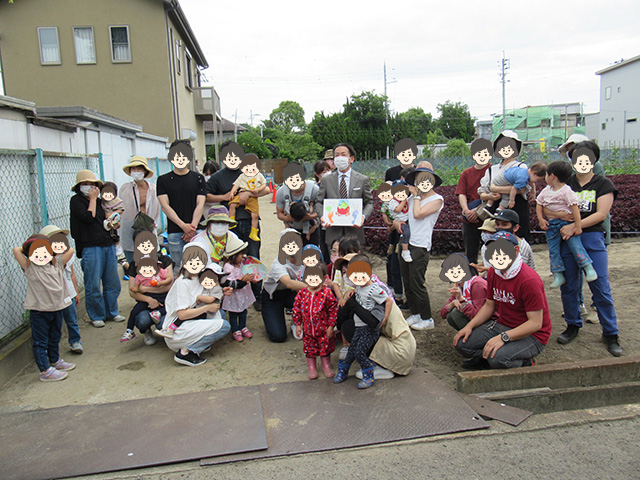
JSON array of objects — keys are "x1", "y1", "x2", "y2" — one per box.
[
  {"x1": 499, "y1": 51, "x2": 510, "y2": 131},
  {"x1": 384, "y1": 61, "x2": 397, "y2": 159},
  {"x1": 249, "y1": 110, "x2": 261, "y2": 126},
  {"x1": 234, "y1": 109, "x2": 238, "y2": 142}
]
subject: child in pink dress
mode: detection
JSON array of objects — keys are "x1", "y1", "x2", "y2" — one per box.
[{"x1": 222, "y1": 239, "x2": 256, "y2": 342}]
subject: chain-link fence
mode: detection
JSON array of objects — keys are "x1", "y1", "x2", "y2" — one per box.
[{"x1": 0, "y1": 148, "x2": 100, "y2": 348}]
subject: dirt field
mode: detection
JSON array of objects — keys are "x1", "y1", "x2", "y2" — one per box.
[{"x1": 1, "y1": 196, "x2": 639, "y2": 411}]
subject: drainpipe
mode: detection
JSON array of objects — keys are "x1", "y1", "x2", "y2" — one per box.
[{"x1": 165, "y1": 3, "x2": 179, "y2": 140}]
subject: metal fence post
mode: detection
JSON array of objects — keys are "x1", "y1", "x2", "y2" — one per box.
[
  {"x1": 98, "y1": 153, "x2": 105, "y2": 181},
  {"x1": 35, "y1": 148, "x2": 49, "y2": 226},
  {"x1": 155, "y1": 156, "x2": 166, "y2": 233}
]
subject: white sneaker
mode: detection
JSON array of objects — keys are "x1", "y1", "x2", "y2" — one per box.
[
  {"x1": 411, "y1": 317, "x2": 435, "y2": 331},
  {"x1": 356, "y1": 365, "x2": 395, "y2": 380},
  {"x1": 339, "y1": 346, "x2": 349, "y2": 360},
  {"x1": 143, "y1": 330, "x2": 157, "y2": 346},
  {"x1": 291, "y1": 324, "x2": 302, "y2": 340},
  {"x1": 401, "y1": 249, "x2": 413, "y2": 263},
  {"x1": 111, "y1": 315, "x2": 125, "y2": 322},
  {"x1": 92, "y1": 320, "x2": 105, "y2": 328},
  {"x1": 405, "y1": 314, "x2": 420, "y2": 326}
]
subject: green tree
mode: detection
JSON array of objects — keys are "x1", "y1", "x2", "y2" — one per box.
[
  {"x1": 236, "y1": 130, "x2": 271, "y2": 159},
  {"x1": 263, "y1": 100, "x2": 306, "y2": 133},
  {"x1": 391, "y1": 107, "x2": 434, "y2": 145},
  {"x1": 422, "y1": 128, "x2": 447, "y2": 158},
  {"x1": 436, "y1": 101, "x2": 476, "y2": 142},
  {"x1": 274, "y1": 132, "x2": 323, "y2": 162},
  {"x1": 436, "y1": 138, "x2": 471, "y2": 158}
]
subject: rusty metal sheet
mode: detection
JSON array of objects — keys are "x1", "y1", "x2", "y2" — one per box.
[{"x1": 458, "y1": 392, "x2": 533, "y2": 426}]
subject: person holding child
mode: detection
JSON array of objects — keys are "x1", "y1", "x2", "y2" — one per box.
[
  {"x1": 100, "y1": 181, "x2": 125, "y2": 260},
  {"x1": 228, "y1": 154, "x2": 267, "y2": 242}
]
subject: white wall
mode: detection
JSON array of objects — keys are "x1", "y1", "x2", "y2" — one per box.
[{"x1": 599, "y1": 60, "x2": 640, "y2": 147}]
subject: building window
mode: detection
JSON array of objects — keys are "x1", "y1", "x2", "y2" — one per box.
[
  {"x1": 627, "y1": 118, "x2": 638, "y2": 124},
  {"x1": 37, "y1": 27, "x2": 61, "y2": 65},
  {"x1": 175, "y1": 40, "x2": 181, "y2": 75},
  {"x1": 73, "y1": 26, "x2": 96, "y2": 64},
  {"x1": 601, "y1": 123, "x2": 606, "y2": 130},
  {"x1": 109, "y1": 26, "x2": 131, "y2": 62},
  {"x1": 184, "y1": 50, "x2": 193, "y2": 89},
  {"x1": 605, "y1": 86, "x2": 612, "y2": 100}
]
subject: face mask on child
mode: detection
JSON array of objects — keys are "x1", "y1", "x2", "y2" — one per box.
[
  {"x1": 209, "y1": 223, "x2": 229, "y2": 237},
  {"x1": 130, "y1": 171, "x2": 145, "y2": 181},
  {"x1": 79, "y1": 185, "x2": 92, "y2": 196}
]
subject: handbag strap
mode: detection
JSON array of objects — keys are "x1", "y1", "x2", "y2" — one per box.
[{"x1": 133, "y1": 184, "x2": 140, "y2": 212}]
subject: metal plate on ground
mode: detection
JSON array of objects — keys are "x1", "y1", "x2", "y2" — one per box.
[
  {"x1": 0, "y1": 386, "x2": 266, "y2": 480},
  {"x1": 457, "y1": 392, "x2": 533, "y2": 426},
  {"x1": 201, "y1": 370, "x2": 488, "y2": 465}
]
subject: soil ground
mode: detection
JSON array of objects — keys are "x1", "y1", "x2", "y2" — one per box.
[{"x1": 1, "y1": 195, "x2": 639, "y2": 411}]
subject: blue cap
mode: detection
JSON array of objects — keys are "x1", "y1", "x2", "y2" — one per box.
[{"x1": 489, "y1": 231, "x2": 519, "y2": 246}]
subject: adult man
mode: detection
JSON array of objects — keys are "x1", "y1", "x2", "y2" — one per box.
[
  {"x1": 276, "y1": 162, "x2": 320, "y2": 247},
  {"x1": 207, "y1": 142, "x2": 269, "y2": 308},
  {"x1": 454, "y1": 233, "x2": 551, "y2": 369},
  {"x1": 316, "y1": 143, "x2": 374, "y2": 249},
  {"x1": 385, "y1": 137, "x2": 418, "y2": 182},
  {"x1": 477, "y1": 209, "x2": 535, "y2": 270},
  {"x1": 157, "y1": 140, "x2": 206, "y2": 274}
]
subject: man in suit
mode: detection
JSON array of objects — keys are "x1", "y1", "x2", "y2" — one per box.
[{"x1": 316, "y1": 143, "x2": 374, "y2": 249}]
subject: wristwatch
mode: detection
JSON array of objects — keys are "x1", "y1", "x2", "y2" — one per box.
[{"x1": 501, "y1": 331, "x2": 511, "y2": 343}]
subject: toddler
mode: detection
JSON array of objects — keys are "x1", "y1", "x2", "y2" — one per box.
[
  {"x1": 121, "y1": 257, "x2": 168, "y2": 341},
  {"x1": 289, "y1": 201, "x2": 318, "y2": 241},
  {"x1": 536, "y1": 161, "x2": 597, "y2": 288},
  {"x1": 101, "y1": 182, "x2": 125, "y2": 257},
  {"x1": 296, "y1": 245, "x2": 324, "y2": 282},
  {"x1": 293, "y1": 265, "x2": 338, "y2": 379},
  {"x1": 388, "y1": 183, "x2": 413, "y2": 263},
  {"x1": 228, "y1": 155, "x2": 267, "y2": 242},
  {"x1": 221, "y1": 240, "x2": 256, "y2": 342},
  {"x1": 489, "y1": 163, "x2": 546, "y2": 211}
]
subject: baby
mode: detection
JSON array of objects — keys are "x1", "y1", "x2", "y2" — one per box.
[
  {"x1": 490, "y1": 163, "x2": 547, "y2": 210},
  {"x1": 101, "y1": 182, "x2": 125, "y2": 257},
  {"x1": 228, "y1": 155, "x2": 267, "y2": 242},
  {"x1": 388, "y1": 183, "x2": 412, "y2": 263},
  {"x1": 289, "y1": 201, "x2": 317, "y2": 241}
]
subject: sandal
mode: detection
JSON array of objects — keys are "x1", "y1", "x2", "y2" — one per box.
[
  {"x1": 241, "y1": 327, "x2": 253, "y2": 339},
  {"x1": 233, "y1": 331, "x2": 244, "y2": 342}
]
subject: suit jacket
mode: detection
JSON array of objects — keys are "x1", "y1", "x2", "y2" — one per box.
[{"x1": 316, "y1": 169, "x2": 374, "y2": 248}]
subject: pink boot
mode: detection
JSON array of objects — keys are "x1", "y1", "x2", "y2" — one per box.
[
  {"x1": 306, "y1": 357, "x2": 318, "y2": 380},
  {"x1": 321, "y1": 356, "x2": 334, "y2": 378}
]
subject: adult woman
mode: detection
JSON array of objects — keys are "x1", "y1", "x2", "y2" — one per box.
[
  {"x1": 192, "y1": 205, "x2": 241, "y2": 266},
  {"x1": 396, "y1": 165, "x2": 444, "y2": 331},
  {"x1": 119, "y1": 156, "x2": 161, "y2": 265},
  {"x1": 261, "y1": 229, "x2": 306, "y2": 342},
  {"x1": 477, "y1": 130, "x2": 531, "y2": 240},
  {"x1": 69, "y1": 170, "x2": 123, "y2": 328},
  {"x1": 550, "y1": 141, "x2": 622, "y2": 357},
  {"x1": 162, "y1": 242, "x2": 231, "y2": 366}
]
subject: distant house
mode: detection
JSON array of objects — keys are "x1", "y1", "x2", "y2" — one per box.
[
  {"x1": 475, "y1": 120, "x2": 493, "y2": 141},
  {"x1": 204, "y1": 118, "x2": 249, "y2": 152},
  {"x1": 0, "y1": 0, "x2": 221, "y2": 165},
  {"x1": 593, "y1": 55, "x2": 640, "y2": 148}
]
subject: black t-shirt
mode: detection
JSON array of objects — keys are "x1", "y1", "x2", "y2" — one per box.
[
  {"x1": 206, "y1": 167, "x2": 251, "y2": 221},
  {"x1": 568, "y1": 174, "x2": 618, "y2": 233},
  {"x1": 385, "y1": 165, "x2": 404, "y2": 182},
  {"x1": 156, "y1": 170, "x2": 206, "y2": 234},
  {"x1": 127, "y1": 254, "x2": 175, "y2": 278}
]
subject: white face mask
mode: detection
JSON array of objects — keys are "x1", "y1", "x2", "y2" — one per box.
[
  {"x1": 334, "y1": 156, "x2": 350, "y2": 172},
  {"x1": 131, "y1": 171, "x2": 145, "y2": 181},
  {"x1": 79, "y1": 185, "x2": 92, "y2": 196},
  {"x1": 209, "y1": 223, "x2": 229, "y2": 237},
  {"x1": 204, "y1": 175, "x2": 211, "y2": 182}
]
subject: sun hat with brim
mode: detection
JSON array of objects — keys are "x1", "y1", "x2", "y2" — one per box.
[
  {"x1": 332, "y1": 252, "x2": 357, "y2": 272},
  {"x1": 404, "y1": 167, "x2": 443, "y2": 189},
  {"x1": 323, "y1": 149, "x2": 334, "y2": 160},
  {"x1": 72, "y1": 170, "x2": 103, "y2": 191},
  {"x1": 39, "y1": 225, "x2": 70, "y2": 237},
  {"x1": 478, "y1": 219, "x2": 497, "y2": 233},
  {"x1": 493, "y1": 130, "x2": 522, "y2": 154},
  {"x1": 558, "y1": 134, "x2": 589, "y2": 155},
  {"x1": 224, "y1": 235, "x2": 248, "y2": 257},
  {"x1": 123, "y1": 156, "x2": 154, "y2": 178},
  {"x1": 199, "y1": 205, "x2": 237, "y2": 227}
]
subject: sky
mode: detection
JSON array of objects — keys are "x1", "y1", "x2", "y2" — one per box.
[{"x1": 179, "y1": 0, "x2": 640, "y2": 126}]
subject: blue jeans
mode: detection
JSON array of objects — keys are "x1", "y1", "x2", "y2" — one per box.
[
  {"x1": 133, "y1": 310, "x2": 165, "y2": 334},
  {"x1": 547, "y1": 219, "x2": 592, "y2": 273},
  {"x1": 560, "y1": 231, "x2": 618, "y2": 335},
  {"x1": 235, "y1": 217, "x2": 262, "y2": 304},
  {"x1": 261, "y1": 289, "x2": 296, "y2": 342},
  {"x1": 228, "y1": 310, "x2": 248, "y2": 333},
  {"x1": 124, "y1": 250, "x2": 135, "y2": 265},
  {"x1": 185, "y1": 320, "x2": 231, "y2": 354},
  {"x1": 81, "y1": 245, "x2": 121, "y2": 322},
  {"x1": 386, "y1": 230, "x2": 403, "y2": 296},
  {"x1": 62, "y1": 301, "x2": 81, "y2": 345},
  {"x1": 30, "y1": 310, "x2": 63, "y2": 372},
  {"x1": 167, "y1": 233, "x2": 187, "y2": 275}
]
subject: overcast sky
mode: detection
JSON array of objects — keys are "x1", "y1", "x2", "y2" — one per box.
[{"x1": 180, "y1": 0, "x2": 640, "y2": 126}]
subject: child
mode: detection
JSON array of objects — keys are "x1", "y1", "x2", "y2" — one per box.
[
  {"x1": 388, "y1": 183, "x2": 413, "y2": 263},
  {"x1": 296, "y1": 245, "x2": 324, "y2": 281},
  {"x1": 45, "y1": 228, "x2": 83, "y2": 354},
  {"x1": 333, "y1": 254, "x2": 393, "y2": 389},
  {"x1": 536, "y1": 160, "x2": 597, "y2": 288},
  {"x1": 293, "y1": 265, "x2": 338, "y2": 379},
  {"x1": 101, "y1": 182, "x2": 125, "y2": 258},
  {"x1": 290, "y1": 201, "x2": 318, "y2": 242},
  {"x1": 490, "y1": 163, "x2": 547, "y2": 211},
  {"x1": 121, "y1": 257, "x2": 169, "y2": 341},
  {"x1": 196, "y1": 268, "x2": 224, "y2": 317},
  {"x1": 228, "y1": 154, "x2": 267, "y2": 241},
  {"x1": 222, "y1": 237, "x2": 256, "y2": 342},
  {"x1": 13, "y1": 235, "x2": 76, "y2": 382}
]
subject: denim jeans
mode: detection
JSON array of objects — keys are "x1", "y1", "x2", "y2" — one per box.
[
  {"x1": 80, "y1": 245, "x2": 121, "y2": 322},
  {"x1": 455, "y1": 320, "x2": 545, "y2": 369},
  {"x1": 261, "y1": 289, "x2": 296, "y2": 342},
  {"x1": 62, "y1": 301, "x2": 81, "y2": 345},
  {"x1": 399, "y1": 245, "x2": 432, "y2": 319},
  {"x1": 134, "y1": 310, "x2": 165, "y2": 334},
  {"x1": 235, "y1": 217, "x2": 262, "y2": 304},
  {"x1": 228, "y1": 310, "x2": 248, "y2": 332},
  {"x1": 30, "y1": 310, "x2": 63, "y2": 372},
  {"x1": 167, "y1": 233, "x2": 187, "y2": 276},
  {"x1": 124, "y1": 250, "x2": 135, "y2": 265},
  {"x1": 547, "y1": 219, "x2": 592, "y2": 272},
  {"x1": 385, "y1": 230, "x2": 403, "y2": 296},
  {"x1": 560, "y1": 231, "x2": 619, "y2": 335},
  {"x1": 185, "y1": 320, "x2": 231, "y2": 354}
]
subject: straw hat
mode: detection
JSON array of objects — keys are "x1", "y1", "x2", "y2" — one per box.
[
  {"x1": 478, "y1": 219, "x2": 497, "y2": 233},
  {"x1": 224, "y1": 235, "x2": 248, "y2": 257},
  {"x1": 323, "y1": 149, "x2": 334, "y2": 160},
  {"x1": 332, "y1": 252, "x2": 357, "y2": 272},
  {"x1": 71, "y1": 170, "x2": 103, "y2": 191},
  {"x1": 199, "y1": 205, "x2": 237, "y2": 227},
  {"x1": 39, "y1": 225, "x2": 70, "y2": 237},
  {"x1": 123, "y1": 156, "x2": 154, "y2": 178}
]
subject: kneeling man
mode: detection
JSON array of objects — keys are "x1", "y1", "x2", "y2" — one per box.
[{"x1": 453, "y1": 232, "x2": 551, "y2": 369}]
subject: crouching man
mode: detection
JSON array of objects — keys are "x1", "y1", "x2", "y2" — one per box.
[{"x1": 453, "y1": 232, "x2": 552, "y2": 369}]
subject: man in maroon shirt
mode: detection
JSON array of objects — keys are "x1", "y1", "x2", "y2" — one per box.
[
  {"x1": 456, "y1": 139, "x2": 493, "y2": 266},
  {"x1": 453, "y1": 232, "x2": 551, "y2": 369}
]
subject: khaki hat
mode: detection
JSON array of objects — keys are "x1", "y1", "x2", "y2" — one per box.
[
  {"x1": 72, "y1": 170, "x2": 103, "y2": 191},
  {"x1": 224, "y1": 235, "x2": 248, "y2": 257},
  {"x1": 200, "y1": 205, "x2": 238, "y2": 227},
  {"x1": 332, "y1": 252, "x2": 357, "y2": 272},
  {"x1": 478, "y1": 219, "x2": 497, "y2": 233},
  {"x1": 123, "y1": 156, "x2": 154, "y2": 178},
  {"x1": 323, "y1": 149, "x2": 334, "y2": 160},
  {"x1": 39, "y1": 224, "x2": 70, "y2": 237}
]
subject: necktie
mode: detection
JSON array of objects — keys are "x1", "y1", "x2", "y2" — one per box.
[{"x1": 340, "y1": 175, "x2": 347, "y2": 198}]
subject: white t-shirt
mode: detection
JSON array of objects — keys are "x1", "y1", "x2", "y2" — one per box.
[
  {"x1": 263, "y1": 258, "x2": 304, "y2": 298},
  {"x1": 407, "y1": 194, "x2": 444, "y2": 250},
  {"x1": 64, "y1": 253, "x2": 77, "y2": 299}
]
